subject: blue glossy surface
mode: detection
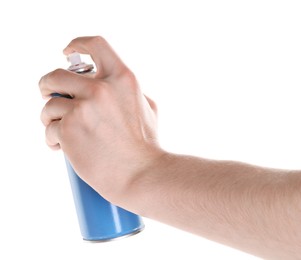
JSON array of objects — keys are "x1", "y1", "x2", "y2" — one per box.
[{"x1": 65, "y1": 158, "x2": 144, "y2": 241}]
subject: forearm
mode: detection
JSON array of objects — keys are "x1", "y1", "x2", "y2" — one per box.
[{"x1": 123, "y1": 152, "x2": 301, "y2": 259}]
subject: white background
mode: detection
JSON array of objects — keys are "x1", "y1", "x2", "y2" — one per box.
[{"x1": 0, "y1": 1, "x2": 300, "y2": 259}]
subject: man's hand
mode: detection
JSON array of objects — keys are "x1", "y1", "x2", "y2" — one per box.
[{"x1": 39, "y1": 36, "x2": 164, "y2": 202}]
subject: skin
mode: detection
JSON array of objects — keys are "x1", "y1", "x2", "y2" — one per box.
[{"x1": 39, "y1": 36, "x2": 301, "y2": 259}]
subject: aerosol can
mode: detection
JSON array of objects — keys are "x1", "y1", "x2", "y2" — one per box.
[{"x1": 54, "y1": 53, "x2": 144, "y2": 241}]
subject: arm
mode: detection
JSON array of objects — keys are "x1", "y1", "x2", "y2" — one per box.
[
  {"x1": 39, "y1": 36, "x2": 301, "y2": 259},
  {"x1": 125, "y1": 153, "x2": 301, "y2": 259}
]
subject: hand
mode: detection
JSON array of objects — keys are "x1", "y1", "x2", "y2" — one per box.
[{"x1": 39, "y1": 36, "x2": 164, "y2": 203}]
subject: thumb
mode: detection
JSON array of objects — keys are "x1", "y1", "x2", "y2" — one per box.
[{"x1": 63, "y1": 36, "x2": 126, "y2": 79}]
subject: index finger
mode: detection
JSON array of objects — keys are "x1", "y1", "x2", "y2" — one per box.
[
  {"x1": 39, "y1": 68, "x2": 93, "y2": 99},
  {"x1": 63, "y1": 36, "x2": 126, "y2": 79}
]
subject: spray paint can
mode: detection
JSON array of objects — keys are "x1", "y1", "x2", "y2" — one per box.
[{"x1": 54, "y1": 53, "x2": 144, "y2": 241}]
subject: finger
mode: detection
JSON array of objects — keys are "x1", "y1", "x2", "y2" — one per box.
[
  {"x1": 45, "y1": 120, "x2": 61, "y2": 150},
  {"x1": 41, "y1": 97, "x2": 73, "y2": 126},
  {"x1": 63, "y1": 36, "x2": 126, "y2": 79},
  {"x1": 39, "y1": 68, "x2": 94, "y2": 98}
]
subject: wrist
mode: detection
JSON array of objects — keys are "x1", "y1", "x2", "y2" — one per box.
[{"x1": 104, "y1": 146, "x2": 169, "y2": 209}]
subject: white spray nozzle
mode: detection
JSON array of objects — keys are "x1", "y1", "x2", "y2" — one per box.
[
  {"x1": 67, "y1": 52, "x2": 82, "y2": 66},
  {"x1": 67, "y1": 52, "x2": 94, "y2": 73}
]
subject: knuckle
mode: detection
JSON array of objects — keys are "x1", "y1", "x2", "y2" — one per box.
[
  {"x1": 40, "y1": 106, "x2": 47, "y2": 126},
  {"x1": 123, "y1": 68, "x2": 136, "y2": 81},
  {"x1": 118, "y1": 69, "x2": 139, "y2": 91},
  {"x1": 41, "y1": 68, "x2": 65, "y2": 87},
  {"x1": 50, "y1": 68, "x2": 66, "y2": 79},
  {"x1": 69, "y1": 36, "x2": 108, "y2": 51},
  {"x1": 45, "y1": 123, "x2": 59, "y2": 148},
  {"x1": 40, "y1": 101, "x2": 52, "y2": 126},
  {"x1": 38, "y1": 75, "x2": 45, "y2": 89},
  {"x1": 92, "y1": 35, "x2": 107, "y2": 46},
  {"x1": 40, "y1": 98, "x2": 56, "y2": 126},
  {"x1": 73, "y1": 36, "x2": 109, "y2": 50},
  {"x1": 39, "y1": 74, "x2": 50, "y2": 95}
]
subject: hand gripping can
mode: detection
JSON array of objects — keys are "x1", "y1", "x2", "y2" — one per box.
[{"x1": 56, "y1": 53, "x2": 144, "y2": 241}]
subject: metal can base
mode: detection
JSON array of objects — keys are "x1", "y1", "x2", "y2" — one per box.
[{"x1": 83, "y1": 227, "x2": 144, "y2": 243}]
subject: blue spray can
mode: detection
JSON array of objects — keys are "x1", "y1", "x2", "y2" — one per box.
[{"x1": 56, "y1": 53, "x2": 144, "y2": 241}]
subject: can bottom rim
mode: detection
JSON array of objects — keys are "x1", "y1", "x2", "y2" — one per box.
[{"x1": 82, "y1": 227, "x2": 144, "y2": 243}]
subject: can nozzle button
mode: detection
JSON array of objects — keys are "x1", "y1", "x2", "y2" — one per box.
[{"x1": 67, "y1": 52, "x2": 94, "y2": 73}]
